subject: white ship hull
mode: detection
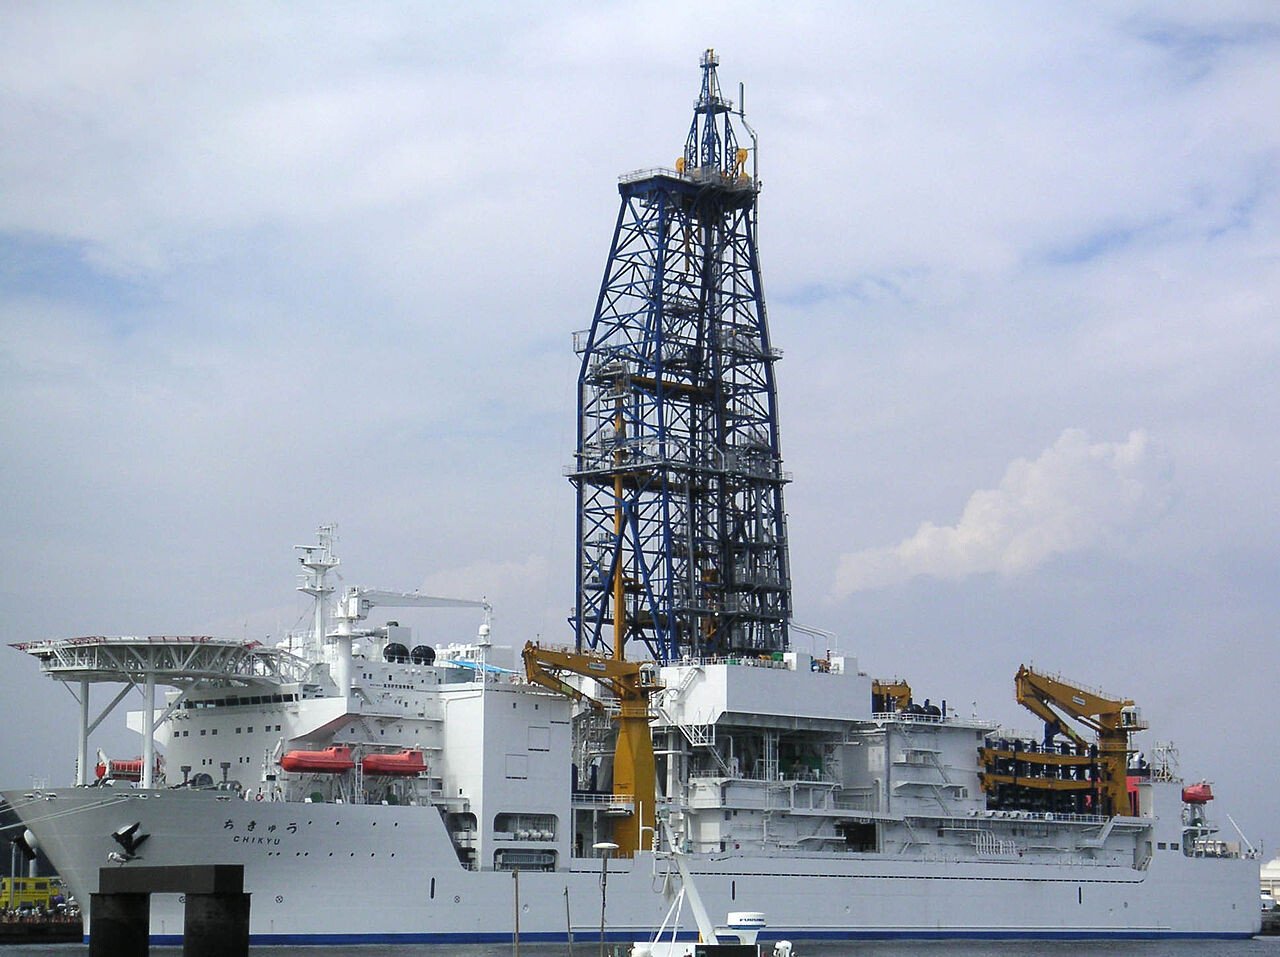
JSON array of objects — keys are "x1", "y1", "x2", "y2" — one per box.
[{"x1": 7, "y1": 786, "x2": 1259, "y2": 944}]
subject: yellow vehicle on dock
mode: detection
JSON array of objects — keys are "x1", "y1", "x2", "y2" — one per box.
[{"x1": 2, "y1": 876, "x2": 64, "y2": 911}]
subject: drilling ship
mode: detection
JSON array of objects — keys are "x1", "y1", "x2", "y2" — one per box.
[{"x1": 2, "y1": 51, "x2": 1260, "y2": 945}]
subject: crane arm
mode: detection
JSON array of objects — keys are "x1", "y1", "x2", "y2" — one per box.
[
  {"x1": 1018, "y1": 665, "x2": 1141, "y2": 731},
  {"x1": 1013, "y1": 664, "x2": 1147, "y2": 818},
  {"x1": 521, "y1": 648, "x2": 604, "y2": 712},
  {"x1": 1014, "y1": 673, "x2": 1090, "y2": 750},
  {"x1": 1015, "y1": 665, "x2": 1139, "y2": 734},
  {"x1": 521, "y1": 641, "x2": 659, "y2": 701},
  {"x1": 333, "y1": 588, "x2": 493, "y2": 640},
  {"x1": 340, "y1": 587, "x2": 489, "y2": 621}
]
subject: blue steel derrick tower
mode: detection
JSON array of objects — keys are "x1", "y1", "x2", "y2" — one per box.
[{"x1": 570, "y1": 50, "x2": 791, "y2": 664}]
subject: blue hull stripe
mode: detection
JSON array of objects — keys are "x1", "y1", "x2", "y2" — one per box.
[{"x1": 137, "y1": 929, "x2": 1257, "y2": 946}]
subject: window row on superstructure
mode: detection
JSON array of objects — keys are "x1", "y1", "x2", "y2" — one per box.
[
  {"x1": 181, "y1": 692, "x2": 300, "y2": 709},
  {"x1": 173, "y1": 724, "x2": 283, "y2": 737}
]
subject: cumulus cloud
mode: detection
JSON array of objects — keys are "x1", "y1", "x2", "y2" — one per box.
[{"x1": 832, "y1": 429, "x2": 1173, "y2": 596}]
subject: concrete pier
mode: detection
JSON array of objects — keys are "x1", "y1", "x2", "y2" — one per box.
[
  {"x1": 182, "y1": 890, "x2": 251, "y2": 957},
  {"x1": 87, "y1": 891, "x2": 149, "y2": 957},
  {"x1": 92, "y1": 864, "x2": 248, "y2": 957}
]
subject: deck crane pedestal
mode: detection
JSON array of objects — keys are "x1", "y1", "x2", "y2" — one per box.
[
  {"x1": 522, "y1": 641, "x2": 663, "y2": 858},
  {"x1": 331, "y1": 587, "x2": 492, "y2": 700}
]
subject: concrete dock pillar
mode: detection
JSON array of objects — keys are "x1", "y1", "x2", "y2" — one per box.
[
  {"x1": 88, "y1": 891, "x2": 150, "y2": 957},
  {"x1": 181, "y1": 890, "x2": 250, "y2": 957},
  {"x1": 95, "y1": 863, "x2": 249, "y2": 957},
  {"x1": 183, "y1": 891, "x2": 251, "y2": 957}
]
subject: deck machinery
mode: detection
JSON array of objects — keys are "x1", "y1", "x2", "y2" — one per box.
[
  {"x1": 521, "y1": 641, "x2": 663, "y2": 858},
  {"x1": 569, "y1": 49, "x2": 791, "y2": 664},
  {"x1": 980, "y1": 665, "x2": 1148, "y2": 817}
]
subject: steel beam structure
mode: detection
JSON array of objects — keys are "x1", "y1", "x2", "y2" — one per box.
[
  {"x1": 12, "y1": 636, "x2": 313, "y2": 686},
  {"x1": 570, "y1": 50, "x2": 791, "y2": 663}
]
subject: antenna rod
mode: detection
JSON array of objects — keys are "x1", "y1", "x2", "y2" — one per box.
[{"x1": 737, "y1": 80, "x2": 760, "y2": 228}]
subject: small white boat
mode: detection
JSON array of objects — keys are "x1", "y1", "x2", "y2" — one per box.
[{"x1": 631, "y1": 823, "x2": 794, "y2": 957}]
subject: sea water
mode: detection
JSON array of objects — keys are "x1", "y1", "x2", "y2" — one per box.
[
  {"x1": 10, "y1": 941, "x2": 1280, "y2": 956},
  {"x1": 8, "y1": 942, "x2": 1278, "y2": 956},
  {"x1": 252, "y1": 941, "x2": 1276, "y2": 957},
  {"x1": 298, "y1": 941, "x2": 1275, "y2": 957}
]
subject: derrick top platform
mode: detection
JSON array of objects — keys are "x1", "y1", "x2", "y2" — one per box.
[{"x1": 619, "y1": 165, "x2": 756, "y2": 191}]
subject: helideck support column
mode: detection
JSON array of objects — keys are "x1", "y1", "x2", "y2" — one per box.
[
  {"x1": 141, "y1": 669, "x2": 156, "y2": 789},
  {"x1": 89, "y1": 892, "x2": 150, "y2": 957},
  {"x1": 77, "y1": 679, "x2": 90, "y2": 786}
]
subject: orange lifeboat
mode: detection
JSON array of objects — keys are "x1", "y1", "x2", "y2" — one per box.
[
  {"x1": 280, "y1": 746, "x2": 356, "y2": 774},
  {"x1": 1182, "y1": 781, "x2": 1214, "y2": 803},
  {"x1": 94, "y1": 756, "x2": 162, "y2": 782},
  {"x1": 361, "y1": 749, "x2": 427, "y2": 777}
]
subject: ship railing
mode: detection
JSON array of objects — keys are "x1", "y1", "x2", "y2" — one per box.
[
  {"x1": 709, "y1": 654, "x2": 790, "y2": 669},
  {"x1": 1024, "y1": 666, "x2": 1121, "y2": 703},
  {"x1": 570, "y1": 793, "x2": 636, "y2": 812},
  {"x1": 687, "y1": 768, "x2": 725, "y2": 780},
  {"x1": 619, "y1": 166, "x2": 680, "y2": 184},
  {"x1": 666, "y1": 654, "x2": 792, "y2": 671},
  {"x1": 1042, "y1": 811, "x2": 1109, "y2": 825},
  {"x1": 598, "y1": 700, "x2": 665, "y2": 721},
  {"x1": 831, "y1": 793, "x2": 879, "y2": 812},
  {"x1": 1188, "y1": 839, "x2": 1244, "y2": 859},
  {"x1": 971, "y1": 809, "x2": 1109, "y2": 826},
  {"x1": 873, "y1": 710, "x2": 943, "y2": 724},
  {"x1": 873, "y1": 711, "x2": 998, "y2": 730},
  {"x1": 618, "y1": 165, "x2": 755, "y2": 189},
  {"x1": 761, "y1": 783, "x2": 864, "y2": 812}
]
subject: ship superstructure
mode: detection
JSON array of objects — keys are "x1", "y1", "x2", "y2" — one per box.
[{"x1": 1, "y1": 51, "x2": 1260, "y2": 945}]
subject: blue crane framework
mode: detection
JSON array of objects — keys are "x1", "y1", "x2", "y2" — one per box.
[{"x1": 570, "y1": 50, "x2": 792, "y2": 664}]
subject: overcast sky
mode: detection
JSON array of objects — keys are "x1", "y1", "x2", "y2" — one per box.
[{"x1": 2, "y1": 3, "x2": 1277, "y2": 855}]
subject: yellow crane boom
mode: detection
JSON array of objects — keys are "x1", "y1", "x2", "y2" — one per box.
[
  {"x1": 1014, "y1": 664, "x2": 1147, "y2": 817},
  {"x1": 522, "y1": 641, "x2": 663, "y2": 858}
]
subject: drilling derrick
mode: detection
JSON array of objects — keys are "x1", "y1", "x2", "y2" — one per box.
[{"x1": 571, "y1": 49, "x2": 791, "y2": 663}]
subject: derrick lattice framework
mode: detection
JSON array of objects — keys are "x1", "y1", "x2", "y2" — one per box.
[{"x1": 570, "y1": 50, "x2": 791, "y2": 664}]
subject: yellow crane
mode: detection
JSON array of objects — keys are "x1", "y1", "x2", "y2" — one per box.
[
  {"x1": 522, "y1": 640, "x2": 663, "y2": 858},
  {"x1": 871, "y1": 678, "x2": 912, "y2": 713},
  {"x1": 1013, "y1": 665, "x2": 1147, "y2": 817}
]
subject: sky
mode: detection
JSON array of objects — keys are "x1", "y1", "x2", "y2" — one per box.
[{"x1": 1, "y1": 3, "x2": 1277, "y2": 857}]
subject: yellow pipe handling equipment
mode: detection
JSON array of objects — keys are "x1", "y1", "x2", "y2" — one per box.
[{"x1": 1013, "y1": 664, "x2": 1148, "y2": 817}]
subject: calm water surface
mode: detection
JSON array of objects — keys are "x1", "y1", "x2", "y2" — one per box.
[
  {"x1": 257, "y1": 942, "x2": 1280, "y2": 957},
  {"x1": 9, "y1": 940, "x2": 1280, "y2": 956}
]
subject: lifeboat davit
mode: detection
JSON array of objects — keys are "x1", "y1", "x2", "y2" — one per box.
[
  {"x1": 1182, "y1": 781, "x2": 1214, "y2": 803},
  {"x1": 361, "y1": 749, "x2": 427, "y2": 777},
  {"x1": 280, "y1": 746, "x2": 356, "y2": 774}
]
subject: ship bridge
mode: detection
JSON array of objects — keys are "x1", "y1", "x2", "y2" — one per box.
[{"x1": 13, "y1": 635, "x2": 311, "y2": 789}]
